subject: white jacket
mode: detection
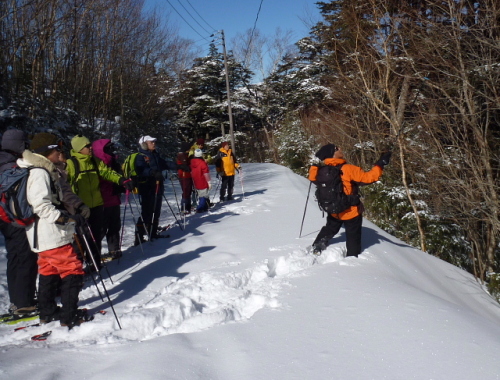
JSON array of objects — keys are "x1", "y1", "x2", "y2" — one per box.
[{"x1": 17, "y1": 150, "x2": 75, "y2": 252}]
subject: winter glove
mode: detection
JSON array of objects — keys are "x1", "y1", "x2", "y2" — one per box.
[
  {"x1": 151, "y1": 170, "x2": 164, "y2": 181},
  {"x1": 177, "y1": 164, "x2": 191, "y2": 172},
  {"x1": 56, "y1": 211, "x2": 86, "y2": 227},
  {"x1": 70, "y1": 213, "x2": 86, "y2": 227},
  {"x1": 119, "y1": 177, "x2": 135, "y2": 191},
  {"x1": 76, "y1": 204, "x2": 91, "y2": 219},
  {"x1": 375, "y1": 151, "x2": 392, "y2": 169}
]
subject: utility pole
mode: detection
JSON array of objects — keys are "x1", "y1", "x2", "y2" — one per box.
[{"x1": 220, "y1": 30, "x2": 236, "y2": 155}]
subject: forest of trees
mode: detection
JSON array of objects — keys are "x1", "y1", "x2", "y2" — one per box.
[{"x1": 1, "y1": 0, "x2": 499, "y2": 298}]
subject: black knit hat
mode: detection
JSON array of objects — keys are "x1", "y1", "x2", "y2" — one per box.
[
  {"x1": 1, "y1": 129, "x2": 28, "y2": 154},
  {"x1": 30, "y1": 132, "x2": 61, "y2": 157},
  {"x1": 315, "y1": 144, "x2": 337, "y2": 161}
]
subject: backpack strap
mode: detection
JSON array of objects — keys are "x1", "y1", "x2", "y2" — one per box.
[{"x1": 69, "y1": 156, "x2": 101, "y2": 193}]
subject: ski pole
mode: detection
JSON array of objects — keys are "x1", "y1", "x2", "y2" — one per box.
[
  {"x1": 77, "y1": 226, "x2": 122, "y2": 330},
  {"x1": 131, "y1": 192, "x2": 151, "y2": 242},
  {"x1": 126, "y1": 200, "x2": 145, "y2": 255},
  {"x1": 211, "y1": 176, "x2": 221, "y2": 203},
  {"x1": 84, "y1": 222, "x2": 113, "y2": 284},
  {"x1": 169, "y1": 175, "x2": 181, "y2": 215},
  {"x1": 74, "y1": 233, "x2": 103, "y2": 302},
  {"x1": 299, "y1": 181, "x2": 313, "y2": 238},
  {"x1": 119, "y1": 190, "x2": 129, "y2": 254},
  {"x1": 238, "y1": 168, "x2": 245, "y2": 199},
  {"x1": 162, "y1": 193, "x2": 183, "y2": 230},
  {"x1": 150, "y1": 181, "x2": 160, "y2": 240}
]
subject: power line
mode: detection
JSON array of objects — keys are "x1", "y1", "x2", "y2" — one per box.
[
  {"x1": 185, "y1": 0, "x2": 217, "y2": 33},
  {"x1": 165, "y1": 0, "x2": 211, "y2": 41},
  {"x1": 176, "y1": 0, "x2": 213, "y2": 36},
  {"x1": 243, "y1": 0, "x2": 264, "y2": 68}
]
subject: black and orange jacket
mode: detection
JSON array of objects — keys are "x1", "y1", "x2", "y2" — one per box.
[{"x1": 309, "y1": 158, "x2": 383, "y2": 220}]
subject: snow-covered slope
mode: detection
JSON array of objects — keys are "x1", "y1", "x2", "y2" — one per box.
[{"x1": 1, "y1": 163, "x2": 499, "y2": 379}]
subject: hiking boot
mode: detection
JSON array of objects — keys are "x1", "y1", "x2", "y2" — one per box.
[
  {"x1": 8, "y1": 303, "x2": 17, "y2": 314},
  {"x1": 40, "y1": 307, "x2": 61, "y2": 324},
  {"x1": 60, "y1": 309, "x2": 94, "y2": 329},
  {"x1": 111, "y1": 250, "x2": 122, "y2": 259},
  {"x1": 312, "y1": 241, "x2": 328, "y2": 256}
]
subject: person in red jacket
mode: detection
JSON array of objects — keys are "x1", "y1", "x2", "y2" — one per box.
[
  {"x1": 309, "y1": 143, "x2": 391, "y2": 257},
  {"x1": 190, "y1": 149, "x2": 211, "y2": 213}
]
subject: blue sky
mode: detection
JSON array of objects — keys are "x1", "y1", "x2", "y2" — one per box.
[{"x1": 144, "y1": 0, "x2": 320, "y2": 54}]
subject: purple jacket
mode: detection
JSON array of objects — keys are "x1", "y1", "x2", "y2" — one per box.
[{"x1": 92, "y1": 139, "x2": 122, "y2": 207}]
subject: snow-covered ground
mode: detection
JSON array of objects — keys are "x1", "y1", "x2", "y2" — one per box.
[{"x1": 1, "y1": 163, "x2": 499, "y2": 379}]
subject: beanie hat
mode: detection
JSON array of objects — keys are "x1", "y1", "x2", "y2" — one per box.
[
  {"x1": 71, "y1": 135, "x2": 90, "y2": 152},
  {"x1": 30, "y1": 132, "x2": 60, "y2": 157},
  {"x1": 196, "y1": 138, "x2": 205, "y2": 145},
  {"x1": 194, "y1": 149, "x2": 203, "y2": 158},
  {"x1": 315, "y1": 144, "x2": 337, "y2": 161},
  {"x1": 1, "y1": 129, "x2": 28, "y2": 154}
]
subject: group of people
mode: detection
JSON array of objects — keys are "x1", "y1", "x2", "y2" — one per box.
[
  {"x1": 1, "y1": 126, "x2": 389, "y2": 329},
  {"x1": 176, "y1": 138, "x2": 240, "y2": 215},
  {"x1": 0, "y1": 130, "x2": 241, "y2": 328}
]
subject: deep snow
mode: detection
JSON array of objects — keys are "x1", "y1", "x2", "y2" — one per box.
[{"x1": 1, "y1": 163, "x2": 499, "y2": 380}]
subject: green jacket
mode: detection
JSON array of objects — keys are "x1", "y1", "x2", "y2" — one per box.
[{"x1": 66, "y1": 150, "x2": 122, "y2": 208}]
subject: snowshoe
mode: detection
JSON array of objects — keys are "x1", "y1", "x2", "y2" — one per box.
[{"x1": 60, "y1": 309, "x2": 94, "y2": 330}]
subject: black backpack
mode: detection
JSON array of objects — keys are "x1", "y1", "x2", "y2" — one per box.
[{"x1": 314, "y1": 164, "x2": 359, "y2": 215}]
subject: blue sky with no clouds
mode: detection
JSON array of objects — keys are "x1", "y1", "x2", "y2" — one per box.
[{"x1": 144, "y1": 0, "x2": 320, "y2": 54}]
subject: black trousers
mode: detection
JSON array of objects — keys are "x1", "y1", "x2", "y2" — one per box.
[
  {"x1": 313, "y1": 214, "x2": 363, "y2": 257},
  {"x1": 0, "y1": 220, "x2": 37, "y2": 308},
  {"x1": 137, "y1": 192, "x2": 162, "y2": 238},
  {"x1": 102, "y1": 205, "x2": 121, "y2": 253},
  {"x1": 87, "y1": 205, "x2": 104, "y2": 263},
  {"x1": 220, "y1": 175, "x2": 235, "y2": 199}
]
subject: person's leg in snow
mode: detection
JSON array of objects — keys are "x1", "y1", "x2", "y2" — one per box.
[{"x1": 312, "y1": 214, "x2": 343, "y2": 255}]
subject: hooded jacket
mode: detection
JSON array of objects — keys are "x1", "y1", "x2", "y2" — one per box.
[
  {"x1": 91, "y1": 139, "x2": 122, "y2": 208},
  {"x1": 17, "y1": 150, "x2": 74, "y2": 252},
  {"x1": 0, "y1": 150, "x2": 19, "y2": 173},
  {"x1": 215, "y1": 147, "x2": 239, "y2": 176},
  {"x1": 190, "y1": 157, "x2": 210, "y2": 190},
  {"x1": 309, "y1": 158, "x2": 383, "y2": 221},
  {"x1": 66, "y1": 149, "x2": 122, "y2": 208}
]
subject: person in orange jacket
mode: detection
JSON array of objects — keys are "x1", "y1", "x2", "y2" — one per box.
[
  {"x1": 309, "y1": 143, "x2": 391, "y2": 257},
  {"x1": 215, "y1": 141, "x2": 240, "y2": 202}
]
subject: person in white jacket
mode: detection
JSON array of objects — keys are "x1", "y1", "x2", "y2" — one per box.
[{"x1": 18, "y1": 148, "x2": 88, "y2": 328}]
